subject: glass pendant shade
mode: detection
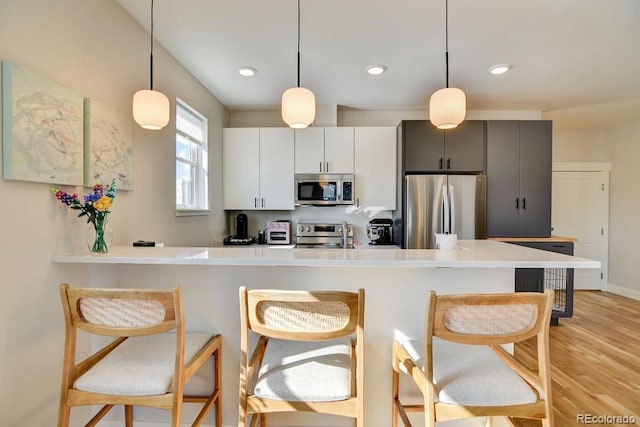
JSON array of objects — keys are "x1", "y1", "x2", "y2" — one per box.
[
  {"x1": 133, "y1": 89, "x2": 170, "y2": 130},
  {"x1": 281, "y1": 87, "x2": 316, "y2": 129},
  {"x1": 429, "y1": 87, "x2": 466, "y2": 129}
]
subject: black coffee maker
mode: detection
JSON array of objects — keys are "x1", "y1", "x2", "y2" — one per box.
[
  {"x1": 224, "y1": 213, "x2": 254, "y2": 245},
  {"x1": 367, "y1": 218, "x2": 394, "y2": 245},
  {"x1": 236, "y1": 213, "x2": 248, "y2": 238}
]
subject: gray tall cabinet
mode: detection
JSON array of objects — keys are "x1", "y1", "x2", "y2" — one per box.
[
  {"x1": 486, "y1": 120, "x2": 552, "y2": 237},
  {"x1": 402, "y1": 120, "x2": 485, "y2": 173}
]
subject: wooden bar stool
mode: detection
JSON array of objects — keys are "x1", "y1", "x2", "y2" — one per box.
[
  {"x1": 392, "y1": 290, "x2": 554, "y2": 427},
  {"x1": 58, "y1": 283, "x2": 221, "y2": 426},
  {"x1": 238, "y1": 286, "x2": 365, "y2": 426}
]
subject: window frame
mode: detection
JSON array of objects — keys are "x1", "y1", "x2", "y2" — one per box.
[{"x1": 175, "y1": 98, "x2": 209, "y2": 215}]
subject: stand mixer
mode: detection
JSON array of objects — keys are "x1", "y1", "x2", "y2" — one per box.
[{"x1": 366, "y1": 218, "x2": 394, "y2": 245}]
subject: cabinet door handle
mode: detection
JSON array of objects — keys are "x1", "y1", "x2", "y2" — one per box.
[
  {"x1": 522, "y1": 197, "x2": 526, "y2": 209},
  {"x1": 357, "y1": 197, "x2": 360, "y2": 208},
  {"x1": 447, "y1": 158, "x2": 451, "y2": 170},
  {"x1": 439, "y1": 158, "x2": 443, "y2": 169},
  {"x1": 515, "y1": 198, "x2": 519, "y2": 209},
  {"x1": 319, "y1": 161, "x2": 323, "y2": 172},
  {"x1": 254, "y1": 198, "x2": 257, "y2": 208},
  {"x1": 326, "y1": 161, "x2": 329, "y2": 172},
  {"x1": 261, "y1": 198, "x2": 265, "y2": 208}
]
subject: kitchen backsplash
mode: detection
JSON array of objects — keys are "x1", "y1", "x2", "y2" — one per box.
[{"x1": 224, "y1": 207, "x2": 393, "y2": 246}]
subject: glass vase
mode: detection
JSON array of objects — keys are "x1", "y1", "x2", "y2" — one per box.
[{"x1": 87, "y1": 220, "x2": 113, "y2": 255}]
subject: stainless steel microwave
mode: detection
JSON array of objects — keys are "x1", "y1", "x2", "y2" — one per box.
[{"x1": 295, "y1": 174, "x2": 355, "y2": 206}]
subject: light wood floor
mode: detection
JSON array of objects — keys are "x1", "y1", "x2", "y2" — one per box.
[{"x1": 512, "y1": 291, "x2": 640, "y2": 427}]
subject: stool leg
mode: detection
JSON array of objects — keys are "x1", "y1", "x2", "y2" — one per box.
[{"x1": 125, "y1": 405, "x2": 133, "y2": 427}]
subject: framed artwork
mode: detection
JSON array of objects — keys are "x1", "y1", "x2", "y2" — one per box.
[
  {"x1": 84, "y1": 98, "x2": 134, "y2": 190},
  {"x1": 2, "y1": 61, "x2": 84, "y2": 185}
]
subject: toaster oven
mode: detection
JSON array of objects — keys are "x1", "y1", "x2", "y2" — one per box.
[{"x1": 266, "y1": 221, "x2": 291, "y2": 245}]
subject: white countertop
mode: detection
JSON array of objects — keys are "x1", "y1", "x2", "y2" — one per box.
[{"x1": 51, "y1": 240, "x2": 600, "y2": 268}]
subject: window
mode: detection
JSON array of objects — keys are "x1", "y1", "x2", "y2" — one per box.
[{"x1": 176, "y1": 99, "x2": 209, "y2": 214}]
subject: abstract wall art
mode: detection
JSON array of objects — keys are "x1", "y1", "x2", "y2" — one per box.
[
  {"x1": 2, "y1": 61, "x2": 84, "y2": 185},
  {"x1": 84, "y1": 98, "x2": 134, "y2": 190}
]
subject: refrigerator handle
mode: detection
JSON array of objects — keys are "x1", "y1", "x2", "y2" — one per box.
[
  {"x1": 449, "y1": 184, "x2": 456, "y2": 234},
  {"x1": 442, "y1": 183, "x2": 451, "y2": 234},
  {"x1": 433, "y1": 180, "x2": 443, "y2": 241}
]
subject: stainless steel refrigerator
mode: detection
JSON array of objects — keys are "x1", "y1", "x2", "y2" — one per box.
[{"x1": 399, "y1": 174, "x2": 487, "y2": 249}]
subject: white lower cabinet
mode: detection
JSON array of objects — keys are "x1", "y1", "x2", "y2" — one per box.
[
  {"x1": 354, "y1": 127, "x2": 397, "y2": 211},
  {"x1": 223, "y1": 128, "x2": 294, "y2": 210}
]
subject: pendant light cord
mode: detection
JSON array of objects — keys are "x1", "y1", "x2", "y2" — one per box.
[
  {"x1": 296, "y1": 0, "x2": 301, "y2": 88},
  {"x1": 445, "y1": 0, "x2": 449, "y2": 89},
  {"x1": 150, "y1": 0, "x2": 155, "y2": 90}
]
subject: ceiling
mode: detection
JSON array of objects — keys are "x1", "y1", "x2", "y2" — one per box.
[{"x1": 115, "y1": 0, "x2": 640, "y2": 129}]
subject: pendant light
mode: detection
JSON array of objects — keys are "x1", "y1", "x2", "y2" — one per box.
[
  {"x1": 281, "y1": 0, "x2": 316, "y2": 129},
  {"x1": 133, "y1": 0, "x2": 170, "y2": 130},
  {"x1": 429, "y1": 0, "x2": 466, "y2": 130}
]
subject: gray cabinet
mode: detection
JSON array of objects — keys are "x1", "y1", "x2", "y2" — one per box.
[
  {"x1": 486, "y1": 120, "x2": 552, "y2": 237},
  {"x1": 400, "y1": 120, "x2": 485, "y2": 173}
]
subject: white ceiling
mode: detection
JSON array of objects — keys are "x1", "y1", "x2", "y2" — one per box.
[{"x1": 115, "y1": 0, "x2": 640, "y2": 129}]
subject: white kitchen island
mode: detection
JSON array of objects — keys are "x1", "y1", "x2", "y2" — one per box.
[{"x1": 52, "y1": 240, "x2": 599, "y2": 427}]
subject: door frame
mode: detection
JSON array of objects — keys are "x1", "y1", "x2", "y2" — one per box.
[{"x1": 552, "y1": 162, "x2": 610, "y2": 290}]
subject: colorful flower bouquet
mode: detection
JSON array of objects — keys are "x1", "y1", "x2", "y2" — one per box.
[{"x1": 50, "y1": 179, "x2": 116, "y2": 254}]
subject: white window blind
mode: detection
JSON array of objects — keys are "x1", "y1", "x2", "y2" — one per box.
[{"x1": 176, "y1": 99, "x2": 209, "y2": 213}]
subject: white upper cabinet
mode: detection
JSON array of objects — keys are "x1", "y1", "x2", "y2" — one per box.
[
  {"x1": 354, "y1": 127, "x2": 397, "y2": 211},
  {"x1": 295, "y1": 127, "x2": 354, "y2": 174},
  {"x1": 223, "y1": 128, "x2": 294, "y2": 210},
  {"x1": 223, "y1": 128, "x2": 260, "y2": 210},
  {"x1": 258, "y1": 128, "x2": 295, "y2": 210},
  {"x1": 324, "y1": 127, "x2": 354, "y2": 173},
  {"x1": 294, "y1": 128, "x2": 324, "y2": 173}
]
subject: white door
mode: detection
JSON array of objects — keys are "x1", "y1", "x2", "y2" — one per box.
[
  {"x1": 294, "y1": 128, "x2": 324, "y2": 173},
  {"x1": 223, "y1": 128, "x2": 260, "y2": 210},
  {"x1": 259, "y1": 128, "x2": 295, "y2": 210},
  {"x1": 324, "y1": 127, "x2": 354, "y2": 173},
  {"x1": 552, "y1": 171, "x2": 608, "y2": 290},
  {"x1": 354, "y1": 127, "x2": 396, "y2": 211}
]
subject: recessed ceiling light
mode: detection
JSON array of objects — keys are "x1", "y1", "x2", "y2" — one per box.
[
  {"x1": 366, "y1": 65, "x2": 387, "y2": 75},
  {"x1": 488, "y1": 64, "x2": 512, "y2": 75},
  {"x1": 238, "y1": 67, "x2": 257, "y2": 77}
]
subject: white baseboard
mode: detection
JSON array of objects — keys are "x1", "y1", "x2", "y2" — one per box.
[{"x1": 606, "y1": 283, "x2": 640, "y2": 301}]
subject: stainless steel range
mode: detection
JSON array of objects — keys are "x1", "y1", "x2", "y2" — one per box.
[{"x1": 296, "y1": 222, "x2": 354, "y2": 248}]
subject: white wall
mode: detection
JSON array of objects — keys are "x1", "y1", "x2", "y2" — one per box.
[
  {"x1": 552, "y1": 128, "x2": 610, "y2": 162},
  {"x1": 608, "y1": 122, "x2": 640, "y2": 297},
  {"x1": 0, "y1": 1, "x2": 227, "y2": 425},
  {"x1": 549, "y1": 122, "x2": 640, "y2": 298}
]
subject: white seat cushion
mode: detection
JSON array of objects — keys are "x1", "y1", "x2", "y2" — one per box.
[
  {"x1": 254, "y1": 337, "x2": 352, "y2": 402},
  {"x1": 73, "y1": 332, "x2": 214, "y2": 396},
  {"x1": 396, "y1": 335, "x2": 537, "y2": 406}
]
